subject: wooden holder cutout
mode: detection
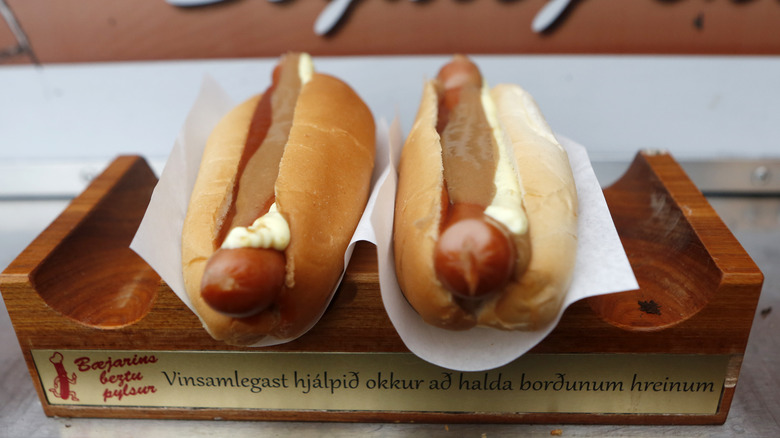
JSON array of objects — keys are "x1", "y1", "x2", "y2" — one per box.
[{"x1": 0, "y1": 152, "x2": 764, "y2": 424}]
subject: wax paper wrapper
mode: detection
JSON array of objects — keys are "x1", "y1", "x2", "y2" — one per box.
[
  {"x1": 130, "y1": 76, "x2": 384, "y2": 347},
  {"x1": 371, "y1": 114, "x2": 639, "y2": 373}
]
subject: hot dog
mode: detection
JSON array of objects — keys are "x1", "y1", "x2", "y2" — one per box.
[
  {"x1": 393, "y1": 55, "x2": 577, "y2": 331},
  {"x1": 182, "y1": 53, "x2": 376, "y2": 345}
]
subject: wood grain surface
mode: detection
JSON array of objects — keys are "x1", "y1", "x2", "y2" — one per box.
[
  {"x1": 0, "y1": 151, "x2": 764, "y2": 423},
  {"x1": 2, "y1": 0, "x2": 780, "y2": 64}
]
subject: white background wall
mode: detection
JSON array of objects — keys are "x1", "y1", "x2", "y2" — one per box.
[{"x1": 2, "y1": 55, "x2": 779, "y2": 196}]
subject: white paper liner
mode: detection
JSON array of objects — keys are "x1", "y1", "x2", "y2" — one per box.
[
  {"x1": 130, "y1": 76, "x2": 386, "y2": 347},
  {"x1": 132, "y1": 76, "x2": 638, "y2": 367},
  {"x1": 374, "y1": 128, "x2": 639, "y2": 371}
]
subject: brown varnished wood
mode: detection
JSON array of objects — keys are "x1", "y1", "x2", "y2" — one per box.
[
  {"x1": 2, "y1": 157, "x2": 160, "y2": 330},
  {"x1": 30, "y1": 160, "x2": 159, "y2": 329},
  {"x1": 4, "y1": 0, "x2": 780, "y2": 65},
  {"x1": 585, "y1": 152, "x2": 763, "y2": 352},
  {"x1": 0, "y1": 152, "x2": 763, "y2": 423},
  {"x1": 35, "y1": 404, "x2": 737, "y2": 425}
]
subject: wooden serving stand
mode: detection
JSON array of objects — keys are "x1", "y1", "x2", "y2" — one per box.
[{"x1": 0, "y1": 151, "x2": 763, "y2": 424}]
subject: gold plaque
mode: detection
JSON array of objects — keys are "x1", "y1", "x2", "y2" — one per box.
[{"x1": 32, "y1": 350, "x2": 728, "y2": 414}]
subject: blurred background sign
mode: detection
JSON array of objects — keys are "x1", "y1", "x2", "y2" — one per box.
[
  {"x1": 2, "y1": 0, "x2": 779, "y2": 195},
  {"x1": 2, "y1": 0, "x2": 780, "y2": 64}
]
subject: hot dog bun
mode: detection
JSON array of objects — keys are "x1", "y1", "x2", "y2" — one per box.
[
  {"x1": 182, "y1": 57, "x2": 375, "y2": 345},
  {"x1": 393, "y1": 57, "x2": 577, "y2": 331},
  {"x1": 477, "y1": 84, "x2": 578, "y2": 329}
]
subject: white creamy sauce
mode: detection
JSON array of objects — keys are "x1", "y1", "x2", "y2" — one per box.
[
  {"x1": 480, "y1": 83, "x2": 529, "y2": 235},
  {"x1": 221, "y1": 203, "x2": 290, "y2": 250},
  {"x1": 298, "y1": 53, "x2": 314, "y2": 85}
]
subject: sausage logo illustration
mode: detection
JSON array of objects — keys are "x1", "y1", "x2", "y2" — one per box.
[{"x1": 48, "y1": 352, "x2": 79, "y2": 401}]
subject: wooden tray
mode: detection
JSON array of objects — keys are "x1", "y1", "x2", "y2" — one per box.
[{"x1": 0, "y1": 151, "x2": 763, "y2": 424}]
